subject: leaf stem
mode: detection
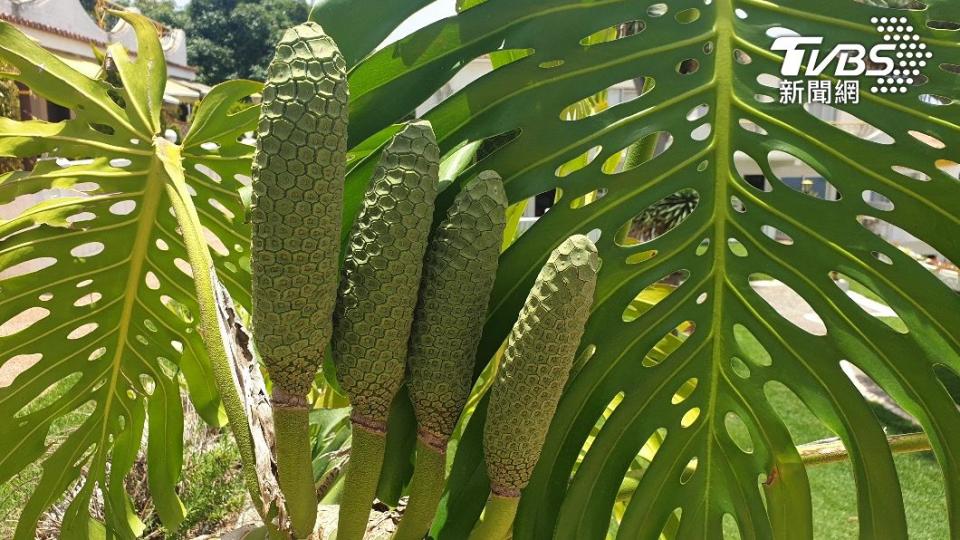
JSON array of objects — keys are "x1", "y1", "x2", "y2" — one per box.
[
  {"x1": 337, "y1": 421, "x2": 388, "y2": 540},
  {"x1": 800, "y1": 432, "x2": 931, "y2": 466},
  {"x1": 272, "y1": 399, "x2": 318, "y2": 538},
  {"x1": 467, "y1": 494, "x2": 519, "y2": 540},
  {"x1": 393, "y1": 440, "x2": 447, "y2": 540},
  {"x1": 157, "y1": 138, "x2": 265, "y2": 514}
]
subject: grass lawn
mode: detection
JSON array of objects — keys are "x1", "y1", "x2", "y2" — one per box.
[
  {"x1": 740, "y1": 326, "x2": 948, "y2": 539},
  {"x1": 764, "y1": 383, "x2": 947, "y2": 539}
]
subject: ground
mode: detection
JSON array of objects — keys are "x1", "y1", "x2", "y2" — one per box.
[{"x1": 744, "y1": 280, "x2": 947, "y2": 539}]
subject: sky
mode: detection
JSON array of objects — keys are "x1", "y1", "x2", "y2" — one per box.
[{"x1": 381, "y1": 0, "x2": 457, "y2": 46}]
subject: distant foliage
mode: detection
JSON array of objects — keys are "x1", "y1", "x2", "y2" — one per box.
[
  {"x1": 179, "y1": 0, "x2": 310, "y2": 84},
  {"x1": 0, "y1": 66, "x2": 20, "y2": 174},
  {"x1": 85, "y1": 0, "x2": 311, "y2": 84},
  {"x1": 627, "y1": 189, "x2": 700, "y2": 243}
]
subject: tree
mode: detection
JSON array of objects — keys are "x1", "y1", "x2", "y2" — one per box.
[
  {"x1": 125, "y1": 0, "x2": 310, "y2": 84},
  {"x1": 132, "y1": 0, "x2": 188, "y2": 29},
  {"x1": 0, "y1": 62, "x2": 20, "y2": 174},
  {"x1": 182, "y1": 0, "x2": 310, "y2": 84}
]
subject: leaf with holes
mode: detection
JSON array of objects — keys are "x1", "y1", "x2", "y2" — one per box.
[
  {"x1": 314, "y1": 0, "x2": 960, "y2": 537},
  {"x1": 0, "y1": 13, "x2": 259, "y2": 538}
]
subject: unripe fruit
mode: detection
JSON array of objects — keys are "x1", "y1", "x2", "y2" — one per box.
[
  {"x1": 393, "y1": 172, "x2": 507, "y2": 540},
  {"x1": 484, "y1": 235, "x2": 600, "y2": 496},
  {"x1": 332, "y1": 121, "x2": 440, "y2": 429},
  {"x1": 407, "y1": 171, "x2": 508, "y2": 448},
  {"x1": 251, "y1": 21, "x2": 347, "y2": 398},
  {"x1": 249, "y1": 22, "x2": 348, "y2": 538}
]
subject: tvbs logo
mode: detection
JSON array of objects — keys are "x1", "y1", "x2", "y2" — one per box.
[
  {"x1": 771, "y1": 16, "x2": 932, "y2": 103},
  {"x1": 773, "y1": 36, "x2": 895, "y2": 78}
]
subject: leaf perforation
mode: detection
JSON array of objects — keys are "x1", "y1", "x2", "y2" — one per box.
[{"x1": 732, "y1": 185, "x2": 960, "y2": 351}]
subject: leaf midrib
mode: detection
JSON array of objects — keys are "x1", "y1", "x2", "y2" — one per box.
[
  {"x1": 703, "y1": 0, "x2": 736, "y2": 535},
  {"x1": 95, "y1": 146, "x2": 166, "y2": 468}
]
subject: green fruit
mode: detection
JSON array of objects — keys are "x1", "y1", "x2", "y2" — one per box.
[
  {"x1": 249, "y1": 22, "x2": 347, "y2": 538},
  {"x1": 332, "y1": 120, "x2": 440, "y2": 429},
  {"x1": 407, "y1": 171, "x2": 508, "y2": 447},
  {"x1": 484, "y1": 235, "x2": 600, "y2": 497},
  {"x1": 394, "y1": 172, "x2": 507, "y2": 540},
  {"x1": 250, "y1": 21, "x2": 348, "y2": 398}
]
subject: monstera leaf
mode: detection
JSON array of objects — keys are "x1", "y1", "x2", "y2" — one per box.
[
  {"x1": 312, "y1": 0, "x2": 960, "y2": 537},
  {"x1": 0, "y1": 14, "x2": 260, "y2": 538}
]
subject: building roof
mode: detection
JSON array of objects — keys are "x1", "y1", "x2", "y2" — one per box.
[{"x1": 0, "y1": 0, "x2": 196, "y2": 81}]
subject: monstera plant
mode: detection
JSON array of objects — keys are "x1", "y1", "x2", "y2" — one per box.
[
  {"x1": 1, "y1": 0, "x2": 959, "y2": 538},
  {"x1": 0, "y1": 13, "x2": 267, "y2": 539}
]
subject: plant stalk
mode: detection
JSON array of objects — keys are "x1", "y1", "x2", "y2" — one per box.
[
  {"x1": 800, "y1": 432, "x2": 931, "y2": 466},
  {"x1": 337, "y1": 421, "x2": 388, "y2": 540},
  {"x1": 393, "y1": 439, "x2": 447, "y2": 540},
  {"x1": 467, "y1": 494, "x2": 519, "y2": 540},
  {"x1": 272, "y1": 397, "x2": 318, "y2": 538},
  {"x1": 158, "y1": 139, "x2": 264, "y2": 513}
]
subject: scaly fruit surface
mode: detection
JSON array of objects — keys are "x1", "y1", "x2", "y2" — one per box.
[
  {"x1": 484, "y1": 235, "x2": 600, "y2": 496},
  {"x1": 251, "y1": 21, "x2": 347, "y2": 397},
  {"x1": 406, "y1": 171, "x2": 507, "y2": 447},
  {"x1": 332, "y1": 121, "x2": 440, "y2": 428}
]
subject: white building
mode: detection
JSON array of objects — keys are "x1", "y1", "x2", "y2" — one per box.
[{"x1": 0, "y1": 0, "x2": 208, "y2": 122}]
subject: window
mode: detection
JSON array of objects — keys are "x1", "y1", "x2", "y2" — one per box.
[
  {"x1": 46, "y1": 100, "x2": 71, "y2": 122},
  {"x1": 745, "y1": 174, "x2": 769, "y2": 192},
  {"x1": 534, "y1": 189, "x2": 556, "y2": 216}
]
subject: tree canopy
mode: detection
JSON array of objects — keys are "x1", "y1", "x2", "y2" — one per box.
[{"x1": 130, "y1": 0, "x2": 311, "y2": 84}]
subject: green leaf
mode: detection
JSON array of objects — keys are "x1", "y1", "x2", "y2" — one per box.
[
  {"x1": 439, "y1": 139, "x2": 482, "y2": 189},
  {"x1": 342, "y1": 0, "x2": 960, "y2": 537},
  {"x1": 501, "y1": 201, "x2": 527, "y2": 252},
  {"x1": 309, "y1": 0, "x2": 437, "y2": 67},
  {"x1": 0, "y1": 15, "x2": 259, "y2": 537},
  {"x1": 376, "y1": 389, "x2": 418, "y2": 506}
]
